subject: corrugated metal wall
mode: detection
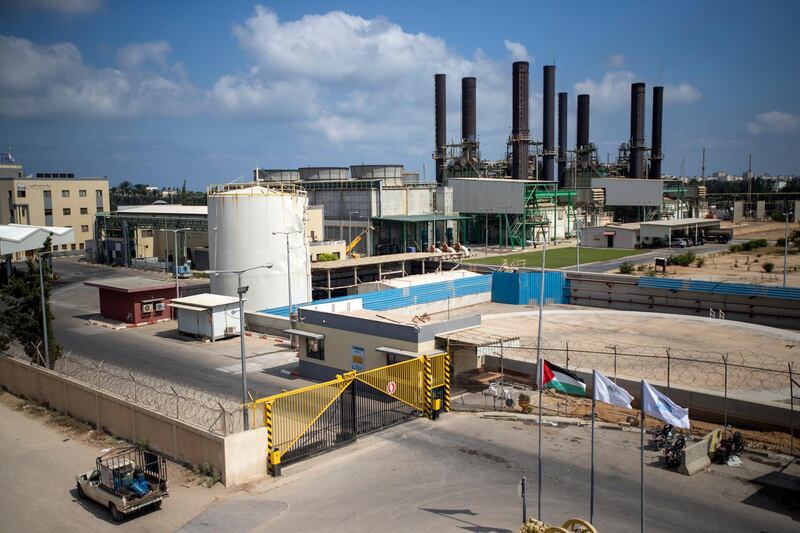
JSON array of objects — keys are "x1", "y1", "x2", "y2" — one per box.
[
  {"x1": 491, "y1": 271, "x2": 568, "y2": 305},
  {"x1": 638, "y1": 277, "x2": 800, "y2": 300}
]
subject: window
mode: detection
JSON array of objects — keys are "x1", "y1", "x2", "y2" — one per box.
[
  {"x1": 43, "y1": 190, "x2": 51, "y2": 199},
  {"x1": 70, "y1": 244, "x2": 76, "y2": 251},
  {"x1": 79, "y1": 189, "x2": 87, "y2": 197},
  {"x1": 63, "y1": 208, "x2": 71, "y2": 215},
  {"x1": 307, "y1": 338, "x2": 325, "y2": 360},
  {"x1": 16, "y1": 188, "x2": 26, "y2": 198},
  {"x1": 96, "y1": 190, "x2": 103, "y2": 197},
  {"x1": 96, "y1": 205, "x2": 103, "y2": 213},
  {"x1": 61, "y1": 190, "x2": 70, "y2": 198},
  {"x1": 52, "y1": 246, "x2": 58, "y2": 252},
  {"x1": 44, "y1": 208, "x2": 52, "y2": 216},
  {"x1": 79, "y1": 243, "x2": 85, "y2": 250},
  {"x1": 61, "y1": 244, "x2": 67, "y2": 250},
  {"x1": 80, "y1": 207, "x2": 88, "y2": 214},
  {"x1": 81, "y1": 225, "x2": 89, "y2": 232}
]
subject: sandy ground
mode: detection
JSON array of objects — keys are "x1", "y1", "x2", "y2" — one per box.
[
  {"x1": 0, "y1": 391, "x2": 226, "y2": 532},
  {"x1": 732, "y1": 221, "x2": 795, "y2": 240}
]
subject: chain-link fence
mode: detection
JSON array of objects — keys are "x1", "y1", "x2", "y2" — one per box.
[{"x1": 6, "y1": 345, "x2": 245, "y2": 435}]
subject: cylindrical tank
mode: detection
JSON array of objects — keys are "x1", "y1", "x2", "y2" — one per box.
[{"x1": 208, "y1": 185, "x2": 311, "y2": 312}]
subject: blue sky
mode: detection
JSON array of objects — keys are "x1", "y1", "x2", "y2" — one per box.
[{"x1": 1, "y1": 0, "x2": 799, "y2": 188}]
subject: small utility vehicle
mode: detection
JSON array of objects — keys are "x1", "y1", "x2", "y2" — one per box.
[{"x1": 76, "y1": 447, "x2": 169, "y2": 522}]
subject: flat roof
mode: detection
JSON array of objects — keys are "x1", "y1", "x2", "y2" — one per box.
[
  {"x1": 310, "y1": 251, "x2": 463, "y2": 270},
  {"x1": 115, "y1": 205, "x2": 208, "y2": 216},
  {"x1": 371, "y1": 214, "x2": 468, "y2": 223},
  {"x1": 640, "y1": 218, "x2": 720, "y2": 227},
  {"x1": 84, "y1": 276, "x2": 176, "y2": 293},
  {"x1": 171, "y1": 293, "x2": 241, "y2": 308}
]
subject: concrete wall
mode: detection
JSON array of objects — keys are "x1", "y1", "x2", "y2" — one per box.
[
  {"x1": 566, "y1": 272, "x2": 800, "y2": 330},
  {"x1": 481, "y1": 355, "x2": 800, "y2": 434},
  {"x1": 0, "y1": 356, "x2": 267, "y2": 486},
  {"x1": 580, "y1": 226, "x2": 638, "y2": 248}
]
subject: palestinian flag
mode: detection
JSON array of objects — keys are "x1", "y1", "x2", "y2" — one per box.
[{"x1": 541, "y1": 360, "x2": 587, "y2": 396}]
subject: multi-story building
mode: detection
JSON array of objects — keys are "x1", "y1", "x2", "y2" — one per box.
[{"x1": 0, "y1": 155, "x2": 110, "y2": 253}]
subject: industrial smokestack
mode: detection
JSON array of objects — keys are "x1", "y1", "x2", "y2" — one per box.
[
  {"x1": 628, "y1": 82, "x2": 646, "y2": 178},
  {"x1": 557, "y1": 92, "x2": 568, "y2": 187},
  {"x1": 649, "y1": 86, "x2": 664, "y2": 179},
  {"x1": 461, "y1": 77, "x2": 476, "y2": 143},
  {"x1": 543, "y1": 65, "x2": 556, "y2": 182},
  {"x1": 511, "y1": 61, "x2": 529, "y2": 180},
  {"x1": 577, "y1": 94, "x2": 590, "y2": 151},
  {"x1": 435, "y1": 73, "x2": 446, "y2": 184}
]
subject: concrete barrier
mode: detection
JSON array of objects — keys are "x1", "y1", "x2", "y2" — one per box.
[
  {"x1": 679, "y1": 429, "x2": 721, "y2": 476},
  {"x1": 0, "y1": 356, "x2": 267, "y2": 486}
]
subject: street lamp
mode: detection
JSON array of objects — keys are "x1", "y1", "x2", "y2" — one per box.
[
  {"x1": 160, "y1": 227, "x2": 192, "y2": 299},
  {"x1": 273, "y1": 230, "x2": 303, "y2": 328},
  {"x1": 37, "y1": 250, "x2": 53, "y2": 368},
  {"x1": 204, "y1": 263, "x2": 273, "y2": 430},
  {"x1": 575, "y1": 217, "x2": 581, "y2": 272},
  {"x1": 348, "y1": 211, "x2": 359, "y2": 244},
  {"x1": 784, "y1": 211, "x2": 793, "y2": 287}
]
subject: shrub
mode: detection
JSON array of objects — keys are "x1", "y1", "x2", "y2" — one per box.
[
  {"x1": 315, "y1": 253, "x2": 339, "y2": 262},
  {"x1": 644, "y1": 269, "x2": 657, "y2": 277},
  {"x1": 729, "y1": 244, "x2": 741, "y2": 253},
  {"x1": 777, "y1": 238, "x2": 786, "y2": 247},
  {"x1": 636, "y1": 264, "x2": 646, "y2": 272},
  {"x1": 695, "y1": 257, "x2": 705, "y2": 268},
  {"x1": 762, "y1": 262, "x2": 775, "y2": 273},
  {"x1": 618, "y1": 261, "x2": 635, "y2": 275},
  {"x1": 667, "y1": 252, "x2": 696, "y2": 267}
]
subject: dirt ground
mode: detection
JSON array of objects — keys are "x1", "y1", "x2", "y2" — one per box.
[
  {"x1": 732, "y1": 220, "x2": 795, "y2": 240},
  {"x1": 660, "y1": 247, "x2": 800, "y2": 286}
]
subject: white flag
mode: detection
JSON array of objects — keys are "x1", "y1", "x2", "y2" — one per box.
[
  {"x1": 641, "y1": 381, "x2": 690, "y2": 429},
  {"x1": 593, "y1": 370, "x2": 634, "y2": 409}
]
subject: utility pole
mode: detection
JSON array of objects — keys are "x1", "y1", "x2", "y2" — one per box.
[
  {"x1": 747, "y1": 154, "x2": 753, "y2": 219},
  {"x1": 701, "y1": 147, "x2": 706, "y2": 181},
  {"x1": 273, "y1": 230, "x2": 303, "y2": 328}
]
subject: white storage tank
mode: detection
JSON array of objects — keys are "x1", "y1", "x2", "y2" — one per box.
[{"x1": 208, "y1": 183, "x2": 311, "y2": 312}]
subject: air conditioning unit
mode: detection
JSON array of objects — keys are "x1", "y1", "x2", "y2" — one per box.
[
  {"x1": 142, "y1": 303, "x2": 153, "y2": 313},
  {"x1": 154, "y1": 302, "x2": 165, "y2": 311},
  {"x1": 225, "y1": 326, "x2": 237, "y2": 335}
]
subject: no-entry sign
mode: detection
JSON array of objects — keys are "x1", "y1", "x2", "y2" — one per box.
[{"x1": 386, "y1": 381, "x2": 397, "y2": 395}]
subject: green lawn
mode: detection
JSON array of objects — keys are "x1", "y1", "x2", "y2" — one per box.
[{"x1": 464, "y1": 247, "x2": 645, "y2": 268}]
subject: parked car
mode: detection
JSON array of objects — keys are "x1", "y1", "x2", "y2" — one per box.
[
  {"x1": 672, "y1": 238, "x2": 688, "y2": 248},
  {"x1": 76, "y1": 448, "x2": 169, "y2": 522}
]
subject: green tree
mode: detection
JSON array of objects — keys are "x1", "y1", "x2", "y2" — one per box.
[{"x1": 0, "y1": 237, "x2": 62, "y2": 367}]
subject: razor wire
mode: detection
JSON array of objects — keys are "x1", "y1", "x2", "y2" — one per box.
[{"x1": 49, "y1": 351, "x2": 245, "y2": 435}]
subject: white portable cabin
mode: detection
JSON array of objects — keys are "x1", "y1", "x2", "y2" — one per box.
[{"x1": 169, "y1": 293, "x2": 243, "y2": 341}]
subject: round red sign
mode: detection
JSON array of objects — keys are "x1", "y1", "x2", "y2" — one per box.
[{"x1": 386, "y1": 381, "x2": 397, "y2": 394}]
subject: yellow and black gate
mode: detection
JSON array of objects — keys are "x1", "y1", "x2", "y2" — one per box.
[{"x1": 251, "y1": 353, "x2": 451, "y2": 474}]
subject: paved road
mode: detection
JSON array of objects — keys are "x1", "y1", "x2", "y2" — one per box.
[
  {"x1": 183, "y1": 413, "x2": 797, "y2": 532},
  {"x1": 0, "y1": 393, "x2": 222, "y2": 532},
  {"x1": 48, "y1": 257, "x2": 310, "y2": 400}
]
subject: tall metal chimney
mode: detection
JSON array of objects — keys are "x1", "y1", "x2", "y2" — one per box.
[
  {"x1": 434, "y1": 73, "x2": 446, "y2": 184},
  {"x1": 557, "y1": 92, "x2": 568, "y2": 187},
  {"x1": 577, "y1": 94, "x2": 590, "y2": 152},
  {"x1": 542, "y1": 65, "x2": 556, "y2": 182},
  {"x1": 649, "y1": 86, "x2": 664, "y2": 179},
  {"x1": 461, "y1": 77, "x2": 476, "y2": 143},
  {"x1": 628, "y1": 82, "x2": 646, "y2": 178},
  {"x1": 511, "y1": 61, "x2": 529, "y2": 180}
]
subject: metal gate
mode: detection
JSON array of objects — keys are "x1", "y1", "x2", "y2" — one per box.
[{"x1": 251, "y1": 353, "x2": 451, "y2": 473}]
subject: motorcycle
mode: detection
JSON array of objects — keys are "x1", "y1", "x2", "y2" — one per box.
[
  {"x1": 652, "y1": 424, "x2": 675, "y2": 450},
  {"x1": 713, "y1": 431, "x2": 745, "y2": 464},
  {"x1": 664, "y1": 434, "x2": 686, "y2": 468}
]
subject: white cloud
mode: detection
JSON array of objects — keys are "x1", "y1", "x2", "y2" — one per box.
[
  {"x1": 664, "y1": 83, "x2": 701, "y2": 103},
  {"x1": 210, "y1": 72, "x2": 319, "y2": 118},
  {"x1": 117, "y1": 41, "x2": 171, "y2": 70},
  {"x1": 574, "y1": 70, "x2": 701, "y2": 111},
  {"x1": 6, "y1": 0, "x2": 104, "y2": 14},
  {"x1": 747, "y1": 111, "x2": 800, "y2": 135},
  {"x1": 0, "y1": 35, "x2": 197, "y2": 118},
  {"x1": 606, "y1": 53, "x2": 625, "y2": 69},
  {"x1": 504, "y1": 40, "x2": 530, "y2": 62}
]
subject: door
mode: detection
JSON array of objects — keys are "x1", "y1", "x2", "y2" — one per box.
[{"x1": 607, "y1": 235, "x2": 614, "y2": 247}]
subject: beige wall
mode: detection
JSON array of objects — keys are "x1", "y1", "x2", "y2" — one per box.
[
  {"x1": 309, "y1": 241, "x2": 346, "y2": 262},
  {"x1": 298, "y1": 321, "x2": 436, "y2": 373},
  {"x1": 305, "y1": 205, "x2": 324, "y2": 242},
  {"x1": 0, "y1": 356, "x2": 268, "y2": 486},
  {"x1": 0, "y1": 177, "x2": 110, "y2": 251}
]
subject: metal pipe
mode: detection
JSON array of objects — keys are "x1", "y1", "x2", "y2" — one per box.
[
  {"x1": 238, "y1": 274, "x2": 248, "y2": 429},
  {"x1": 577, "y1": 94, "x2": 590, "y2": 151},
  {"x1": 557, "y1": 92, "x2": 568, "y2": 187},
  {"x1": 536, "y1": 240, "x2": 546, "y2": 520},
  {"x1": 542, "y1": 65, "x2": 556, "y2": 182},
  {"x1": 435, "y1": 74, "x2": 446, "y2": 184},
  {"x1": 512, "y1": 61, "x2": 530, "y2": 180},
  {"x1": 629, "y1": 82, "x2": 646, "y2": 178},
  {"x1": 461, "y1": 77, "x2": 476, "y2": 143},
  {"x1": 649, "y1": 86, "x2": 664, "y2": 179},
  {"x1": 38, "y1": 253, "x2": 50, "y2": 368}
]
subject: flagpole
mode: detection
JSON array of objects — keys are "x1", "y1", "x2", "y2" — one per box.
[
  {"x1": 590, "y1": 372, "x2": 596, "y2": 525},
  {"x1": 536, "y1": 239, "x2": 547, "y2": 521},
  {"x1": 640, "y1": 380, "x2": 645, "y2": 533}
]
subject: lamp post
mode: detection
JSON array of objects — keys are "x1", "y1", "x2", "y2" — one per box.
[
  {"x1": 204, "y1": 264, "x2": 273, "y2": 430},
  {"x1": 37, "y1": 250, "x2": 53, "y2": 368},
  {"x1": 160, "y1": 227, "x2": 191, "y2": 299},
  {"x1": 784, "y1": 211, "x2": 792, "y2": 287},
  {"x1": 348, "y1": 211, "x2": 359, "y2": 244},
  {"x1": 576, "y1": 216, "x2": 581, "y2": 272},
  {"x1": 273, "y1": 230, "x2": 303, "y2": 328}
]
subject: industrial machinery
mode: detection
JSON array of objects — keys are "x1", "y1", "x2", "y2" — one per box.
[
  {"x1": 520, "y1": 517, "x2": 598, "y2": 532},
  {"x1": 345, "y1": 226, "x2": 373, "y2": 258},
  {"x1": 75, "y1": 447, "x2": 169, "y2": 522}
]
